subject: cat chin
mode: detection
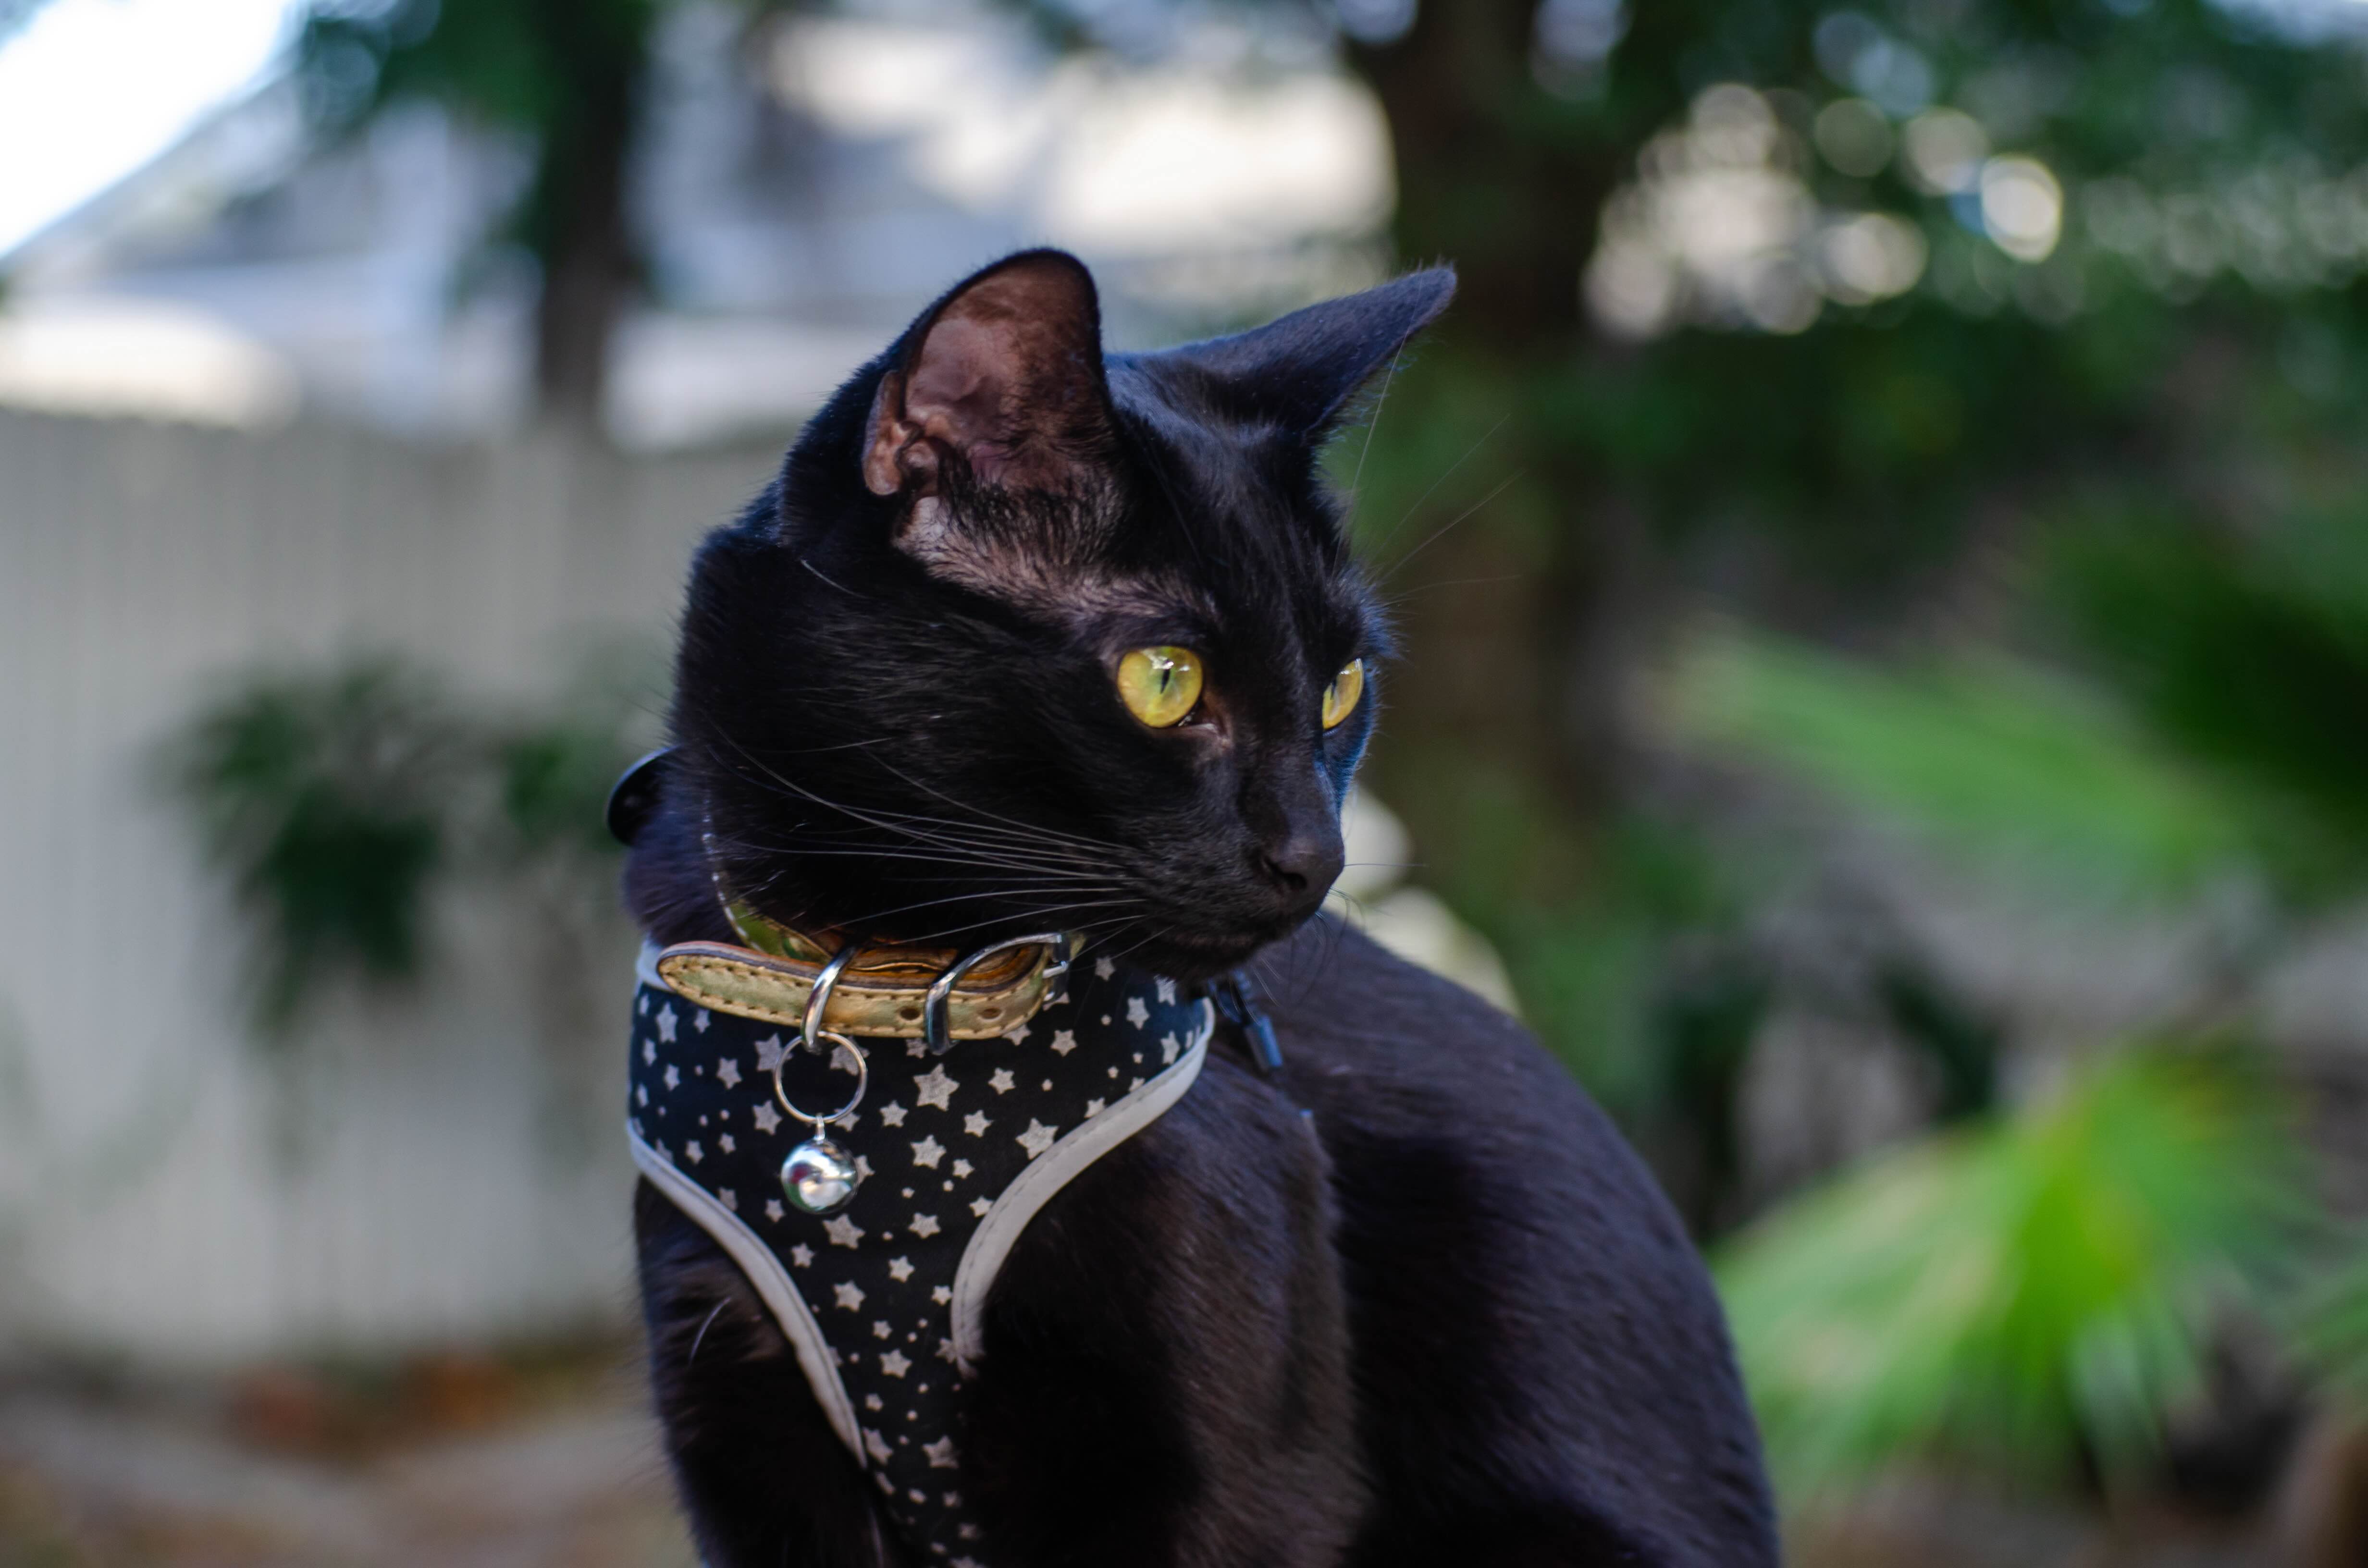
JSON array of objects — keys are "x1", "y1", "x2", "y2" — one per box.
[{"x1": 1121, "y1": 922, "x2": 1303, "y2": 982}]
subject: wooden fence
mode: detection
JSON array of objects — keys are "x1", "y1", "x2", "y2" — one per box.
[{"x1": 0, "y1": 409, "x2": 780, "y2": 1363}]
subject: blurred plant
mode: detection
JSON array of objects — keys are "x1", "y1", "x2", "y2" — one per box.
[
  {"x1": 165, "y1": 652, "x2": 653, "y2": 1042},
  {"x1": 1665, "y1": 625, "x2": 2267, "y2": 903},
  {"x1": 1718, "y1": 1046, "x2": 2306, "y2": 1498},
  {"x1": 167, "y1": 661, "x2": 467, "y2": 1036}
]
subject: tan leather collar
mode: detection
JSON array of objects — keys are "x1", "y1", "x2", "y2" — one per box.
[{"x1": 654, "y1": 907, "x2": 1073, "y2": 1041}]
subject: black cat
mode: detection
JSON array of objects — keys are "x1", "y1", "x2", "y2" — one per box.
[{"x1": 623, "y1": 250, "x2": 1778, "y2": 1566}]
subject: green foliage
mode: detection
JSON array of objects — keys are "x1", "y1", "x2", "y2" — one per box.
[
  {"x1": 1718, "y1": 1047, "x2": 2304, "y2": 1498},
  {"x1": 166, "y1": 662, "x2": 464, "y2": 1035},
  {"x1": 1665, "y1": 625, "x2": 2262, "y2": 901},
  {"x1": 165, "y1": 654, "x2": 651, "y2": 1039},
  {"x1": 2040, "y1": 505, "x2": 2368, "y2": 893}
]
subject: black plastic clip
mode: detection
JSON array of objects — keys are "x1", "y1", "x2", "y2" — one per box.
[
  {"x1": 1213, "y1": 971, "x2": 1284, "y2": 1078},
  {"x1": 606, "y1": 747, "x2": 678, "y2": 847}
]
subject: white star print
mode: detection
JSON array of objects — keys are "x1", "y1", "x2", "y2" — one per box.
[
  {"x1": 854, "y1": 1155, "x2": 873, "y2": 1180},
  {"x1": 863, "y1": 1427, "x2": 891, "y2": 1463},
  {"x1": 914, "y1": 1066, "x2": 959, "y2": 1111},
  {"x1": 656, "y1": 1005, "x2": 678, "y2": 1043},
  {"x1": 718, "y1": 1188, "x2": 737, "y2": 1211},
  {"x1": 719, "y1": 1134, "x2": 735, "y2": 1153},
  {"x1": 956, "y1": 1554, "x2": 983, "y2": 1566},
  {"x1": 639, "y1": 994, "x2": 648, "y2": 1016},
  {"x1": 865, "y1": 1394, "x2": 882, "y2": 1411},
  {"x1": 824, "y1": 1214, "x2": 865, "y2": 1248},
  {"x1": 1161, "y1": 1031, "x2": 1182, "y2": 1065},
  {"x1": 1084, "y1": 1097, "x2": 1106, "y2": 1118},
  {"x1": 932, "y1": 1285, "x2": 953, "y2": 1304},
  {"x1": 1156, "y1": 977, "x2": 1176, "y2": 1003},
  {"x1": 879, "y1": 1101, "x2": 908, "y2": 1127},
  {"x1": 911, "y1": 1135, "x2": 945, "y2": 1169},
  {"x1": 1129, "y1": 1075, "x2": 1145, "y2": 1091},
  {"x1": 1016, "y1": 1119, "x2": 1057, "y2": 1160},
  {"x1": 790, "y1": 1243, "x2": 813, "y2": 1267},
  {"x1": 963, "y1": 1111, "x2": 991, "y2": 1137},
  {"x1": 988, "y1": 1067, "x2": 1015, "y2": 1095},
  {"x1": 1095, "y1": 957, "x2": 1116, "y2": 979},
  {"x1": 833, "y1": 1281, "x2": 865, "y2": 1311},
  {"x1": 906, "y1": 1038, "x2": 929, "y2": 1058},
  {"x1": 924, "y1": 1436, "x2": 958, "y2": 1468},
  {"x1": 951, "y1": 1159, "x2": 972, "y2": 1179},
  {"x1": 888, "y1": 1256, "x2": 914, "y2": 1282},
  {"x1": 969, "y1": 1196, "x2": 992, "y2": 1217},
  {"x1": 831, "y1": 1041, "x2": 862, "y2": 1077},
  {"x1": 635, "y1": 1085, "x2": 648, "y2": 1107},
  {"x1": 1004, "y1": 1021, "x2": 1030, "y2": 1045},
  {"x1": 937, "y1": 1337, "x2": 959, "y2": 1364},
  {"x1": 910, "y1": 1213, "x2": 941, "y2": 1237},
  {"x1": 880, "y1": 1349, "x2": 911, "y2": 1378},
  {"x1": 716, "y1": 1057, "x2": 742, "y2": 1088},
  {"x1": 754, "y1": 1034, "x2": 788, "y2": 1073},
  {"x1": 765, "y1": 1199, "x2": 785, "y2": 1222},
  {"x1": 641, "y1": 1040, "x2": 655, "y2": 1065},
  {"x1": 684, "y1": 1139, "x2": 703, "y2": 1164},
  {"x1": 872, "y1": 1320, "x2": 891, "y2": 1339},
  {"x1": 663, "y1": 1064, "x2": 680, "y2": 1090},
  {"x1": 694, "y1": 1009, "x2": 711, "y2": 1033},
  {"x1": 1126, "y1": 996, "x2": 1150, "y2": 1029},
  {"x1": 1050, "y1": 1029, "x2": 1077, "y2": 1055},
  {"x1": 752, "y1": 1102, "x2": 782, "y2": 1135}
]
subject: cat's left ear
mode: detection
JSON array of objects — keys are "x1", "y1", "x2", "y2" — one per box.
[
  {"x1": 863, "y1": 249, "x2": 1116, "y2": 500},
  {"x1": 1153, "y1": 266, "x2": 1456, "y2": 442}
]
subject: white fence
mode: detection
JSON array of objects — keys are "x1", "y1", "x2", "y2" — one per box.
[{"x1": 0, "y1": 409, "x2": 783, "y2": 1364}]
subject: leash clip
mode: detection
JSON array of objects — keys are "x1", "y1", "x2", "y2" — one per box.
[{"x1": 1213, "y1": 972, "x2": 1284, "y2": 1078}]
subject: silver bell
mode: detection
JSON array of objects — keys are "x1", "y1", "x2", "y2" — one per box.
[{"x1": 782, "y1": 1134, "x2": 860, "y2": 1214}]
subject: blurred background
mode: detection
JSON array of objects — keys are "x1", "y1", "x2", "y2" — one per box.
[{"x1": 5, "y1": 0, "x2": 2368, "y2": 1561}]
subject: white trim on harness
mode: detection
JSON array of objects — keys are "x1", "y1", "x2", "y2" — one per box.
[{"x1": 949, "y1": 1000, "x2": 1212, "y2": 1371}]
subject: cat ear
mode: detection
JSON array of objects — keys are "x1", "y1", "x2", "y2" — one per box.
[
  {"x1": 863, "y1": 249, "x2": 1116, "y2": 500},
  {"x1": 1153, "y1": 266, "x2": 1456, "y2": 441}
]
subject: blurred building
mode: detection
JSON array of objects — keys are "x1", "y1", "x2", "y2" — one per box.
[{"x1": 0, "y1": 2, "x2": 1391, "y2": 446}]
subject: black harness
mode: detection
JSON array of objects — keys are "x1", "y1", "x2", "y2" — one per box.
[{"x1": 627, "y1": 943, "x2": 1211, "y2": 1562}]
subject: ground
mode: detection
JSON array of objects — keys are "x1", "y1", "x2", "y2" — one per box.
[
  {"x1": 0, "y1": 1341, "x2": 695, "y2": 1568},
  {"x1": 0, "y1": 1340, "x2": 2286, "y2": 1568}
]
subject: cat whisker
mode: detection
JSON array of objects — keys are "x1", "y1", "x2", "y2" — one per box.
[
  {"x1": 1364, "y1": 413, "x2": 1508, "y2": 561},
  {"x1": 1379, "y1": 472, "x2": 1522, "y2": 587},
  {"x1": 858, "y1": 752, "x2": 1127, "y2": 858}
]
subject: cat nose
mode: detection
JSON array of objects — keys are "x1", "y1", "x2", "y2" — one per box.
[{"x1": 1256, "y1": 825, "x2": 1344, "y2": 914}]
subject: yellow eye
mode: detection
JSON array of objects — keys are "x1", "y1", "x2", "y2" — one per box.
[
  {"x1": 1116, "y1": 646, "x2": 1205, "y2": 727},
  {"x1": 1320, "y1": 659, "x2": 1365, "y2": 730}
]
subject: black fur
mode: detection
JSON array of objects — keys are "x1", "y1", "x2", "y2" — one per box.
[{"x1": 629, "y1": 251, "x2": 1778, "y2": 1566}]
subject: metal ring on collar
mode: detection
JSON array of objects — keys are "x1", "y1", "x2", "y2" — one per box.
[
  {"x1": 924, "y1": 932, "x2": 1070, "y2": 1056},
  {"x1": 800, "y1": 942, "x2": 862, "y2": 1054},
  {"x1": 772, "y1": 1028, "x2": 868, "y2": 1129}
]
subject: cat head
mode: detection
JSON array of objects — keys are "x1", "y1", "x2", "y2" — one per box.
[{"x1": 670, "y1": 249, "x2": 1453, "y2": 980}]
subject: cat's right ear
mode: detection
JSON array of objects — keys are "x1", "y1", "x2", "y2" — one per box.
[{"x1": 862, "y1": 250, "x2": 1116, "y2": 502}]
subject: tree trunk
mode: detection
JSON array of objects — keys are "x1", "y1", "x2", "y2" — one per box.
[
  {"x1": 524, "y1": 0, "x2": 645, "y2": 429},
  {"x1": 1348, "y1": 0, "x2": 1640, "y2": 836}
]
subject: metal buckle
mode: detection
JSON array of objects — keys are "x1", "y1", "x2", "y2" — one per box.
[{"x1": 922, "y1": 933, "x2": 1069, "y2": 1056}]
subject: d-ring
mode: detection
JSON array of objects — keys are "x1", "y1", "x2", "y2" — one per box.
[
  {"x1": 923, "y1": 932, "x2": 1069, "y2": 1055},
  {"x1": 773, "y1": 1028, "x2": 869, "y2": 1129},
  {"x1": 801, "y1": 942, "x2": 861, "y2": 1054}
]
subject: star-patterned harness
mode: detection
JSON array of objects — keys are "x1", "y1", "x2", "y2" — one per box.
[{"x1": 627, "y1": 941, "x2": 1211, "y2": 1564}]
